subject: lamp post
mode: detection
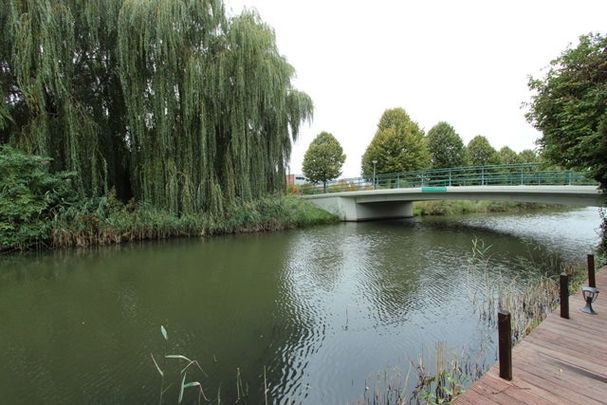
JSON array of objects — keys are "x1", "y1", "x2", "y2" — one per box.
[
  {"x1": 581, "y1": 286, "x2": 599, "y2": 315},
  {"x1": 372, "y1": 160, "x2": 378, "y2": 190}
]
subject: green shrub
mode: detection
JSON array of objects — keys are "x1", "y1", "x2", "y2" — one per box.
[
  {"x1": 0, "y1": 146, "x2": 76, "y2": 251},
  {"x1": 50, "y1": 194, "x2": 337, "y2": 249}
]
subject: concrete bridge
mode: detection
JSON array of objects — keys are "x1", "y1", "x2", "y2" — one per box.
[{"x1": 303, "y1": 185, "x2": 604, "y2": 221}]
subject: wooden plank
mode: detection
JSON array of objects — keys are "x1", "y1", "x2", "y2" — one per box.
[
  {"x1": 512, "y1": 353, "x2": 607, "y2": 399},
  {"x1": 511, "y1": 367, "x2": 604, "y2": 405},
  {"x1": 455, "y1": 386, "x2": 501, "y2": 404},
  {"x1": 454, "y1": 267, "x2": 607, "y2": 404},
  {"x1": 522, "y1": 335, "x2": 607, "y2": 375},
  {"x1": 477, "y1": 373, "x2": 553, "y2": 405}
]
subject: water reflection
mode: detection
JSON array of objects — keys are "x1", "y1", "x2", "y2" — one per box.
[{"x1": 0, "y1": 208, "x2": 601, "y2": 404}]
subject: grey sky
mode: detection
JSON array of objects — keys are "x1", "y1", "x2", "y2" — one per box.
[{"x1": 226, "y1": 0, "x2": 607, "y2": 177}]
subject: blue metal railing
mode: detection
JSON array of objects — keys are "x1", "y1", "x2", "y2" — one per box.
[{"x1": 299, "y1": 164, "x2": 596, "y2": 195}]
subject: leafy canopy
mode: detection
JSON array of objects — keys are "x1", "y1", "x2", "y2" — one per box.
[
  {"x1": 0, "y1": 146, "x2": 76, "y2": 251},
  {"x1": 467, "y1": 135, "x2": 498, "y2": 166},
  {"x1": 302, "y1": 132, "x2": 346, "y2": 188},
  {"x1": 0, "y1": 1, "x2": 312, "y2": 215},
  {"x1": 518, "y1": 149, "x2": 540, "y2": 164},
  {"x1": 426, "y1": 122, "x2": 466, "y2": 169},
  {"x1": 361, "y1": 108, "x2": 430, "y2": 177},
  {"x1": 497, "y1": 146, "x2": 520, "y2": 165},
  {"x1": 526, "y1": 33, "x2": 607, "y2": 191}
]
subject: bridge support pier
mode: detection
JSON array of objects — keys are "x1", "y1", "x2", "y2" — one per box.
[{"x1": 308, "y1": 197, "x2": 413, "y2": 221}]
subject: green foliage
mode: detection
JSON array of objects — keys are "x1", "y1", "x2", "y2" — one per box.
[
  {"x1": 426, "y1": 122, "x2": 466, "y2": 169},
  {"x1": 50, "y1": 195, "x2": 337, "y2": 249},
  {"x1": 497, "y1": 146, "x2": 520, "y2": 165},
  {"x1": 0, "y1": 146, "x2": 76, "y2": 251},
  {"x1": 361, "y1": 108, "x2": 430, "y2": 177},
  {"x1": 0, "y1": 1, "x2": 312, "y2": 215},
  {"x1": 518, "y1": 149, "x2": 540, "y2": 164},
  {"x1": 413, "y1": 200, "x2": 564, "y2": 217},
  {"x1": 527, "y1": 33, "x2": 607, "y2": 191},
  {"x1": 302, "y1": 131, "x2": 346, "y2": 191},
  {"x1": 0, "y1": 146, "x2": 334, "y2": 251},
  {"x1": 466, "y1": 135, "x2": 498, "y2": 166}
]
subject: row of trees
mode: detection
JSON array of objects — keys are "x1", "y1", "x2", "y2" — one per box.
[
  {"x1": 303, "y1": 32, "x2": 606, "y2": 249},
  {"x1": 361, "y1": 108, "x2": 541, "y2": 178},
  {"x1": 0, "y1": 0, "x2": 312, "y2": 216},
  {"x1": 302, "y1": 109, "x2": 541, "y2": 186}
]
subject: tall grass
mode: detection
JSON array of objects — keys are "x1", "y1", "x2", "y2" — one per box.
[
  {"x1": 359, "y1": 342, "x2": 488, "y2": 405},
  {"x1": 413, "y1": 200, "x2": 567, "y2": 217},
  {"x1": 467, "y1": 238, "x2": 586, "y2": 342},
  {"x1": 48, "y1": 194, "x2": 337, "y2": 249}
]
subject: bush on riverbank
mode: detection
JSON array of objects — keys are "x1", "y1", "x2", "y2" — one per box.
[
  {"x1": 0, "y1": 147, "x2": 337, "y2": 252},
  {"x1": 50, "y1": 194, "x2": 337, "y2": 249},
  {"x1": 0, "y1": 146, "x2": 78, "y2": 252},
  {"x1": 413, "y1": 200, "x2": 566, "y2": 216}
]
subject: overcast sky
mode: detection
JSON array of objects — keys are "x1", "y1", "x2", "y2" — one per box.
[{"x1": 226, "y1": 0, "x2": 607, "y2": 177}]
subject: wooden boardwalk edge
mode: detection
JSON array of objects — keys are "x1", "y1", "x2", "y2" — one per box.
[{"x1": 454, "y1": 267, "x2": 607, "y2": 405}]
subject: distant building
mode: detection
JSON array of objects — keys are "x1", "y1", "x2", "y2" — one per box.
[{"x1": 286, "y1": 174, "x2": 307, "y2": 186}]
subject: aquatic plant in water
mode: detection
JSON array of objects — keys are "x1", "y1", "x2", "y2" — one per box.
[
  {"x1": 151, "y1": 325, "x2": 207, "y2": 405},
  {"x1": 360, "y1": 342, "x2": 487, "y2": 405},
  {"x1": 467, "y1": 238, "x2": 586, "y2": 342}
]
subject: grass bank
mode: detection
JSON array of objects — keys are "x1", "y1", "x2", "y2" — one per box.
[
  {"x1": 413, "y1": 200, "x2": 568, "y2": 216},
  {"x1": 3, "y1": 194, "x2": 337, "y2": 253}
]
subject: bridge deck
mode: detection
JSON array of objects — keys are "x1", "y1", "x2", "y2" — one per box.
[{"x1": 454, "y1": 268, "x2": 607, "y2": 405}]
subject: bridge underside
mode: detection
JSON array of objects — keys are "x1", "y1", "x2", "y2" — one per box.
[
  {"x1": 304, "y1": 186, "x2": 603, "y2": 222},
  {"x1": 309, "y1": 197, "x2": 414, "y2": 221}
]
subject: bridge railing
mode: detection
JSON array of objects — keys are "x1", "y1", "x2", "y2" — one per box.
[{"x1": 299, "y1": 164, "x2": 596, "y2": 195}]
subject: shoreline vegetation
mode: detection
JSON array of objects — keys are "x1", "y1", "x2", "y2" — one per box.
[
  {"x1": 412, "y1": 200, "x2": 570, "y2": 217},
  {"x1": 0, "y1": 145, "x2": 337, "y2": 253},
  {"x1": 50, "y1": 195, "x2": 339, "y2": 250},
  {"x1": 1, "y1": 193, "x2": 338, "y2": 254}
]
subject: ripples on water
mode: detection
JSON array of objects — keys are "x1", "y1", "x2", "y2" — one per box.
[{"x1": 0, "y1": 208, "x2": 601, "y2": 404}]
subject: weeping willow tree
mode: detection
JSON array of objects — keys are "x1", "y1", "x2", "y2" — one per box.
[{"x1": 0, "y1": 0, "x2": 312, "y2": 215}]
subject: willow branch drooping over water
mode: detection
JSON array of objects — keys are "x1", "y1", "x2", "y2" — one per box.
[{"x1": 0, "y1": 0, "x2": 313, "y2": 215}]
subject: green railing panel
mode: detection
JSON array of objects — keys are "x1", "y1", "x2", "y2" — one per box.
[{"x1": 300, "y1": 163, "x2": 596, "y2": 194}]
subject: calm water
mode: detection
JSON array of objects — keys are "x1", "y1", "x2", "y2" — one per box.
[{"x1": 0, "y1": 208, "x2": 602, "y2": 404}]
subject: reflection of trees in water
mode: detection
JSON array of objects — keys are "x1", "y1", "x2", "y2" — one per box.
[
  {"x1": 352, "y1": 219, "x2": 567, "y2": 328},
  {"x1": 267, "y1": 225, "x2": 351, "y2": 402}
]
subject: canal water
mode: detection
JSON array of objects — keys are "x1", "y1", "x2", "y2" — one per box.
[{"x1": 0, "y1": 208, "x2": 602, "y2": 404}]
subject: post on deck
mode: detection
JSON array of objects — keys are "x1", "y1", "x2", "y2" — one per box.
[
  {"x1": 498, "y1": 311, "x2": 512, "y2": 381},
  {"x1": 560, "y1": 273, "x2": 569, "y2": 319}
]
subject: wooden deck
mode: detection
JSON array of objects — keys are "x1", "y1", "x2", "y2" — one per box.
[{"x1": 454, "y1": 268, "x2": 607, "y2": 405}]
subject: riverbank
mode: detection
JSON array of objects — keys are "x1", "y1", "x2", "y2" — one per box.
[
  {"x1": 1, "y1": 195, "x2": 338, "y2": 253},
  {"x1": 0, "y1": 145, "x2": 338, "y2": 253},
  {"x1": 413, "y1": 200, "x2": 568, "y2": 216}
]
